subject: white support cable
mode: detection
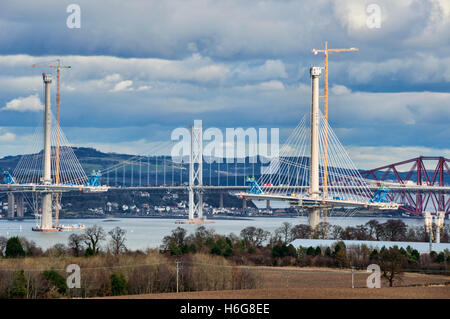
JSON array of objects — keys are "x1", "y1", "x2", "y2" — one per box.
[
  {"x1": 258, "y1": 118, "x2": 303, "y2": 191},
  {"x1": 265, "y1": 114, "x2": 309, "y2": 195},
  {"x1": 256, "y1": 109, "x2": 375, "y2": 206}
]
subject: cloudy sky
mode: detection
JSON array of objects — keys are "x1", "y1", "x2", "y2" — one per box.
[{"x1": 0, "y1": 0, "x2": 449, "y2": 168}]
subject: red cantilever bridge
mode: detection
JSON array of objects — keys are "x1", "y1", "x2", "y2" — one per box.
[{"x1": 360, "y1": 156, "x2": 450, "y2": 215}]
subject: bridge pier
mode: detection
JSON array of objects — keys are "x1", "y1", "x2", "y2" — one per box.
[
  {"x1": 219, "y1": 192, "x2": 224, "y2": 209},
  {"x1": 7, "y1": 192, "x2": 14, "y2": 219},
  {"x1": 308, "y1": 208, "x2": 320, "y2": 230},
  {"x1": 41, "y1": 193, "x2": 53, "y2": 230},
  {"x1": 16, "y1": 194, "x2": 24, "y2": 219}
]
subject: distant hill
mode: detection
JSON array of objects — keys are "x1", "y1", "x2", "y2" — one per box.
[
  {"x1": 0, "y1": 147, "x2": 135, "y2": 173},
  {"x1": 0, "y1": 147, "x2": 446, "y2": 186}
]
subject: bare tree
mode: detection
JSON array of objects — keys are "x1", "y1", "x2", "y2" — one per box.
[
  {"x1": 162, "y1": 227, "x2": 188, "y2": 250},
  {"x1": 291, "y1": 224, "x2": 312, "y2": 239},
  {"x1": 330, "y1": 225, "x2": 343, "y2": 239},
  {"x1": 83, "y1": 225, "x2": 106, "y2": 255},
  {"x1": 312, "y1": 222, "x2": 330, "y2": 239},
  {"x1": 382, "y1": 220, "x2": 407, "y2": 241},
  {"x1": 108, "y1": 227, "x2": 127, "y2": 255},
  {"x1": 240, "y1": 227, "x2": 270, "y2": 247},
  {"x1": 68, "y1": 233, "x2": 84, "y2": 257},
  {"x1": 191, "y1": 226, "x2": 215, "y2": 249},
  {"x1": 274, "y1": 222, "x2": 292, "y2": 245},
  {"x1": 365, "y1": 220, "x2": 380, "y2": 240},
  {"x1": 378, "y1": 248, "x2": 407, "y2": 287}
]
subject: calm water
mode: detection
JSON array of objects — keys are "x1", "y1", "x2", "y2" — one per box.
[{"x1": 0, "y1": 216, "x2": 426, "y2": 250}]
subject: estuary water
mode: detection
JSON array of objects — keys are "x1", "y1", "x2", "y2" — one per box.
[{"x1": 0, "y1": 216, "x2": 426, "y2": 251}]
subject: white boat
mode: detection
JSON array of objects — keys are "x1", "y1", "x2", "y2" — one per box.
[{"x1": 57, "y1": 224, "x2": 86, "y2": 231}]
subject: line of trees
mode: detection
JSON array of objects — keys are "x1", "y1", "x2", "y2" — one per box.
[
  {"x1": 0, "y1": 225, "x2": 259, "y2": 298},
  {"x1": 0, "y1": 220, "x2": 449, "y2": 298},
  {"x1": 159, "y1": 224, "x2": 449, "y2": 269},
  {"x1": 287, "y1": 219, "x2": 450, "y2": 243}
]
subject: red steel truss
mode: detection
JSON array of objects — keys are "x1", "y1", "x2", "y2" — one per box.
[{"x1": 361, "y1": 156, "x2": 450, "y2": 215}]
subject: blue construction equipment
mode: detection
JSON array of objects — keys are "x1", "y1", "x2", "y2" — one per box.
[
  {"x1": 245, "y1": 176, "x2": 263, "y2": 194},
  {"x1": 370, "y1": 185, "x2": 391, "y2": 203},
  {"x1": 86, "y1": 171, "x2": 102, "y2": 187},
  {"x1": 1, "y1": 171, "x2": 16, "y2": 184}
]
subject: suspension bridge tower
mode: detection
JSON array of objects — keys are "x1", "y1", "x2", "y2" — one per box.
[
  {"x1": 189, "y1": 120, "x2": 203, "y2": 221},
  {"x1": 177, "y1": 119, "x2": 213, "y2": 224}
]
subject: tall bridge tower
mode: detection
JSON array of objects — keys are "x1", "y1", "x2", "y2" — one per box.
[
  {"x1": 40, "y1": 73, "x2": 56, "y2": 231},
  {"x1": 188, "y1": 120, "x2": 204, "y2": 221},
  {"x1": 309, "y1": 66, "x2": 322, "y2": 228}
]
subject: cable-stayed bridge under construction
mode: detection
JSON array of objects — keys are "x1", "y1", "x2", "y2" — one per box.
[{"x1": 0, "y1": 69, "x2": 449, "y2": 231}]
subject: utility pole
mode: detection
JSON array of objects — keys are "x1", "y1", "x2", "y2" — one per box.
[
  {"x1": 176, "y1": 260, "x2": 182, "y2": 293},
  {"x1": 32, "y1": 59, "x2": 71, "y2": 227},
  {"x1": 351, "y1": 267, "x2": 355, "y2": 289}
]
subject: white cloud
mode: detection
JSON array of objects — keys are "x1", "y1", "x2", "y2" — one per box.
[
  {"x1": 334, "y1": 55, "x2": 450, "y2": 84},
  {"x1": 110, "y1": 80, "x2": 133, "y2": 92},
  {"x1": 333, "y1": 0, "x2": 370, "y2": 33},
  {"x1": 0, "y1": 132, "x2": 15, "y2": 142},
  {"x1": 329, "y1": 90, "x2": 450, "y2": 126},
  {"x1": 1, "y1": 94, "x2": 43, "y2": 112},
  {"x1": 232, "y1": 60, "x2": 288, "y2": 82},
  {"x1": 331, "y1": 84, "x2": 351, "y2": 95},
  {"x1": 0, "y1": 76, "x2": 42, "y2": 93},
  {"x1": 348, "y1": 145, "x2": 450, "y2": 169},
  {"x1": 136, "y1": 85, "x2": 151, "y2": 91},
  {"x1": 193, "y1": 65, "x2": 229, "y2": 83},
  {"x1": 237, "y1": 80, "x2": 285, "y2": 92},
  {"x1": 256, "y1": 60, "x2": 288, "y2": 79},
  {"x1": 104, "y1": 73, "x2": 122, "y2": 82},
  {"x1": 257, "y1": 80, "x2": 285, "y2": 91}
]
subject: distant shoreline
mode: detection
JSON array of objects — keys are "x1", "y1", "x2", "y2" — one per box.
[{"x1": 0, "y1": 214, "x2": 424, "y2": 221}]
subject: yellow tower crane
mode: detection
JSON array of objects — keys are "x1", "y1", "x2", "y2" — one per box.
[
  {"x1": 312, "y1": 42, "x2": 358, "y2": 199},
  {"x1": 32, "y1": 59, "x2": 71, "y2": 227},
  {"x1": 312, "y1": 42, "x2": 358, "y2": 237}
]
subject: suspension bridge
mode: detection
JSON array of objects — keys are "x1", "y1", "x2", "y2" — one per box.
[{"x1": 0, "y1": 68, "x2": 449, "y2": 231}]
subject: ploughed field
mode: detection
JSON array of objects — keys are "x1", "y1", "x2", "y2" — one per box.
[{"x1": 105, "y1": 266, "x2": 450, "y2": 299}]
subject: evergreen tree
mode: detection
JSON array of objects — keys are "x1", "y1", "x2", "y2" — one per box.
[
  {"x1": 42, "y1": 270, "x2": 67, "y2": 295},
  {"x1": 110, "y1": 273, "x2": 129, "y2": 296},
  {"x1": 306, "y1": 246, "x2": 315, "y2": 256},
  {"x1": 370, "y1": 249, "x2": 378, "y2": 260},
  {"x1": 314, "y1": 246, "x2": 322, "y2": 256},
  {"x1": 11, "y1": 270, "x2": 27, "y2": 298},
  {"x1": 5, "y1": 237, "x2": 25, "y2": 258}
]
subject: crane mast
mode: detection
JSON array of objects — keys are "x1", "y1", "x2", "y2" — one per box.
[
  {"x1": 312, "y1": 42, "x2": 359, "y2": 199},
  {"x1": 311, "y1": 42, "x2": 358, "y2": 234}
]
